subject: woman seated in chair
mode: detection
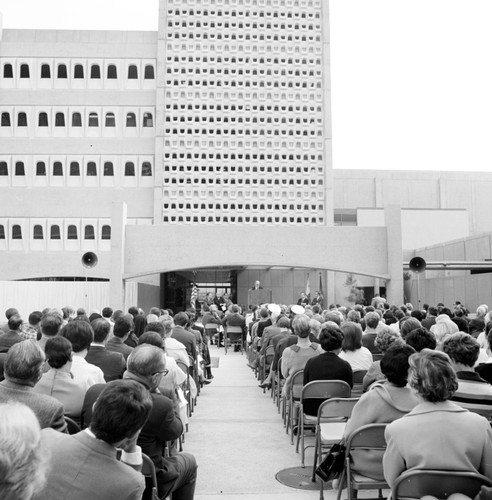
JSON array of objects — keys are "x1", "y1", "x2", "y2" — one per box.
[
  {"x1": 338, "y1": 322, "x2": 373, "y2": 373},
  {"x1": 383, "y1": 349, "x2": 492, "y2": 488},
  {"x1": 342, "y1": 344, "x2": 420, "y2": 480}
]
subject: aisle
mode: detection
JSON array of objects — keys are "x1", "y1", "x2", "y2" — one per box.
[{"x1": 187, "y1": 345, "x2": 328, "y2": 500}]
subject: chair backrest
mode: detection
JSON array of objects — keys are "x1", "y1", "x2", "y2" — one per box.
[
  {"x1": 290, "y1": 369, "x2": 305, "y2": 399},
  {"x1": 204, "y1": 323, "x2": 219, "y2": 332},
  {"x1": 352, "y1": 370, "x2": 367, "y2": 384},
  {"x1": 141, "y1": 453, "x2": 159, "y2": 500},
  {"x1": 226, "y1": 326, "x2": 243, "y2": 334},
  {"x1": 176, "y1": 360, "x2": 189, "y2": 375},
  {"x1": 64, "y1": 416, "x2": 81, "y2": 435},
  {"x1": 392, "y1": 470, "x2": 492, "y2": 500},
  {"x1": 317, "y1": 397, "x2": 359, "y2": 420},
  {"x1": 346, "y1": 423, "x2": 387, "y2": 451},
  {"x1": 265, "y1": 345, "x2": 275, "y2": 361},
  {"x1": 301, "y1": 380, "x2": 352, "y2": 401}
]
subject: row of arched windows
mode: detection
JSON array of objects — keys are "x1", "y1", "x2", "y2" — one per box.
[
  {"x1": 2, "y1": 224, "x2": 111, "y2": 241},
  {"x1": 162, "y1": 215, "x2": 325, "y2": 224}
]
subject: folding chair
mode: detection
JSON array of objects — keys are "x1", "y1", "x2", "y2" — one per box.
[
  {"x1": 176, "y1": 360, "x2": 193, "y2": 418},
  {"x1": 311, "y1": 397, "x2": 359, "y2": 481},
  {"x1": 351, "y1": 370, "x2": 367, "y2": 398},
  {"x1": 392, "y1": 470, "x2": 492, "y2": 500},
  {"x1": 295, "y1": 380, "x2": 352, "y2": 466},
  {"x1": 204, "y1": 323, "x2": 219, "y2": 345},
  {"x1": 284, "y1": 369, "x2": 304, "y2": 443},
  {"x1": 259, "y1": 345, "x2": 275, "y2": 392},
  {"x1": 64, "y1": 416, "x2": 81, "y2": 435},
  {"x1": 141, "y1": 453, "x2": 160, "y2": 500},
  {"x1": 334, "y1": 423, "x2": 388, "y2": 500},
  {"x1": 224, "y1": 325, "x2": 244, "y2": 354},
  {"x1": 272, "y1": 356, "x2": 283, "y2": 409}
]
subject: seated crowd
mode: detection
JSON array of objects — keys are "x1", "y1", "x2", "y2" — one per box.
[
  {"x1": 0, "y1": 304, "x2": 215, "y2": 500},
  {"x1": 246, "y1": 298, "x2": 492, "y2": 494}
]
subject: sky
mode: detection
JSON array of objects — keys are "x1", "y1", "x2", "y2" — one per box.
[{"x1": 1, "y1": 0, "x2": 492, "y2": 172}]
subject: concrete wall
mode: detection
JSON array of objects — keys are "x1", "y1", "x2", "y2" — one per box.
[{"x1": 137, "y1": 283, "x2": 161, "y2": 312}]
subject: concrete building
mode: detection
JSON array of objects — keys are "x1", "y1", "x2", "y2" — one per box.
[{"x1": 0, "y1": 0, "x2": 491, "y2": 317}]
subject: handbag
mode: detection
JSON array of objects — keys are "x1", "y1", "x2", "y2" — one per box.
[{"x1": 315, "y1": 441, "x2": 346, "y2": 482}]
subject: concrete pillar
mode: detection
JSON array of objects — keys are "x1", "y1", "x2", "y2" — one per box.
[
  {"x1": 374, "y1": 278, "x2": 380, "y2": 296},
  {"x1": 109, "y1": 202, "x2": 127, "y2": 311},
  {"x1": 327, "y1": 270, "x2": 336, "y2": 306},
  {"x1": 385, "y1": 205, "x2": 404, "y2": 305}
]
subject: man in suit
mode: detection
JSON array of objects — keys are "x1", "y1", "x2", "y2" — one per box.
[
  {"x1": 172, "y1": 312, "x2": 197, "y2": 361},
  {"x1": 37, "y1": 312, "x2": 63, "y2": 351},
  {"x1": 0, "y1": 314, "x2": 24, "y2": 352},
  {"x1": 0, "y1": 340, "x2": 67, "y2": 432},
  {"x1": 86, "y1": 318, "x2": 126, "y2": 382},
  {"x1": 34, "y1": 380, "x2": 152, "y2": 500},
  {"x1": 106, "y1": 314, "x2": 134, "y2": 361},
  {"x1": 82, "y1": 344, "x2": 197, "y2": 500}
]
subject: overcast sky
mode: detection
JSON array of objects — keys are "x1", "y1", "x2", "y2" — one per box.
[{"x1": 1, "y1": 0, "x2": 492, "y2": 172}]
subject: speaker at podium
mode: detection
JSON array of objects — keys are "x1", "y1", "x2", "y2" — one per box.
[{"x1": 248, "y1": 288, "x2": 272, "y2": 307}]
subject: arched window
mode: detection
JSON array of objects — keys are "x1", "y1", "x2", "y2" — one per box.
[
  {"x1": 50, "y1": 225, "x2": 61, "y2": 240},
  {"x1": 17, "y1": 112, "x2": 27, "y2": 127},
  {"x1": 69, "y1": 161, "x2": 80, "y2": 176},
  {"x1": 107, "y1": 65, "x2": 117, "y2": 79},
  {"x1": 88, "y1": 113, "x2": 99, "y2": 127},
  {"x1": 84, "y1": 225, "x2": 95, "y2": 240},
  {"x1": 141, "y1": 162, "x2": 152, "y2": 177},
  {"x1": 72, "y1": 112, "x2": 82, "y2": 127},
  {"x1": 126, "y1": 113, "x2": 136, "y2": 127},
  {"x1": 38, "y1": 112, "x2": 49, "y2": 127},
  {"x1": 55, "y1": 112, "x2": 65, "y2": 127},
  {"x1": 74, "y1": 64, "x2": 84, "y2": 79},
  {"x1": 1, "y1": 112, "x2": 10, "y2": 127},
  {"x1": 90, "y1": 64, "x2": 101, "y2": 79},
  {"x1": 0, "y1": 162, "x2": 8, "y2": 176},
  {"x1": 67, "y1": 225, "x2": 78, "y2": 240},
  {"x1": 40, "y1": 64, "x2": 51, "y2": 78},
  {"x1": 101, "y1": 225, "x2": 111, "y2": 240},
  {"x1": 57, "y1": 64, "x2": 67, "y2": 79},
  {"x1": 103, "y1": 162, "x2": 114, "y2": 176},
  {"x1": 36, "y1": 161, "x2": 46, "y2": 176},
  {"x1": 20, "y1": 64, "x2": 30, "y2": 78},
  {"x1": 144, "y1": 65, "x2": 155, "y2": 79},
  {"x1": 105, "y1": 112, "x2": 115, "y2": 127},
  {"x1": 12, "y1": 225, "x2": 22, "y2": 239},
  {"x1": 0, "y1": 225, "x2": 5, "y2": 239},
  {"x1": 86, "y1": 162, "x2": 97, "y2": 176},
  {"x1": 142, "y1": 112, "x2": 153, "y2": 127},
  {"x1": 128, "y1": 65, "x2": 138, "y2": 79},
  {"x1": 33, "y1": 225, "x2": 44, "y2": 239},
  {"x1": 15, "y1": 161, "x2": 25, "y2": 176},
  {"x1": 3, "y1": 64, "x2": 13, "y2": 78},
  {"x1": 53, "y1": 161, "x2": 63, "y2": 176},
  {"x1": 124, "y1": 162, "x2": 135, "y2": 176}
]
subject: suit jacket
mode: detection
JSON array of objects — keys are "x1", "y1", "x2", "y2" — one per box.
[
  {"x1": 383, "y1": 400, "x2": 492, "y2": 487},
  {"x1": 106, "y1": 336, "x2": 133, "y2": 361},
  {"x1": 85, "y1": 345, "x2": 126, "y2": 382},
  {"x1": 33, "y1": 429, "x2": 144, "y2": 500},
  {"x1": 0, "y1": 380, "x2": 67, "y2": 432},
  {"x1": 259, "y1": 326, "x2": 282, "y2": 355},
  {"x1": 0, "y1": 330, "x2": 24, "y2": 352},
  {"x1": 171, "y1": 326, "x2": 197, "y2": 360},
  {"x1": 224, "y1": 313, "x2": 246, "y2": 331}
]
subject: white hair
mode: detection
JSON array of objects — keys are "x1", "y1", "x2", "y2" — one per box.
[{"x1": 0, "y1": 403, "x2": 47, "y2": 500}]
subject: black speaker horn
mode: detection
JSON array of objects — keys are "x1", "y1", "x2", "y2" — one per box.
[
  {"x1": 409, "y1": 256, "x2": 426, "y2": 273},
  {"x1": 82, "y1": 252, "x2": 98, "y2": 269}
]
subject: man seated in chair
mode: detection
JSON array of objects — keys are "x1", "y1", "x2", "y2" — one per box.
[{"x1": 34, "y1": 380, "x2": 152, "y2": 500}]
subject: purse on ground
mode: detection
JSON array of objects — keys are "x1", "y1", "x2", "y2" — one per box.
[{"x1": 314, "y1": 441, "x2": 346, "y2": 482}]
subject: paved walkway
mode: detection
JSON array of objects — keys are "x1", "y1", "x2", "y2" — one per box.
[{"x1": 187, "y1": 345, "x2": 331, "y2": 500}]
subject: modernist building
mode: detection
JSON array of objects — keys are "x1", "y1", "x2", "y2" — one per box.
[{"x1": 1, "y1": 0, "x2": 492, "y2": 316}]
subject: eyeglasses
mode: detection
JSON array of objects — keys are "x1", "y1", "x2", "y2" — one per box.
[{"x1": 153, "y1": 369, "x2": 169, "y2": 377}]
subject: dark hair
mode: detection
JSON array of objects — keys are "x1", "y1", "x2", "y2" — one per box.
[
  {"x1": 405, "y1": 328, "x2": 437, "y2": 352},
  {"x1": 102, "y1": 307, "x2": 113, "y2": 318},
  {"x1": 174, "y1": 312, "x2": 189, "y2": 327},
  {"x1": 5, "y1": 308, "x2": 18, "y2": 320},
  {"x1": 134, "y1": 315, "x2": 148, "y2": 338},
  {"x1": 380, "y1": 344, "x2": 415, "y2": 387},
  {"x1": 113, "y1": 315, "x2": 134, "y2": 339},
  {"x1": 440, "y1": 308, "x2": 453, "y2": 318},
  {"x1": 59, "y1": 321, "x2": 94, "y2": 353},
  {"x1": 76, "y1": 308, "x2": 86, "y2": 316},
  {"x1": 451, "y1": 317, "x2": 469, "y2": 334},
  {"x1": 149, "y1": 307, "x2": 161, "y2": 316},
  {"x1": 45, "y1": 336, "x2": 72, "y2": 369},
  {"x1": 411, "y1": 310, "x2": 426, "y2": 322},
  {"x1": 8, "y1": 315, "x2": 23, "y2": 331},
  {"x1": 144, "y1": 322, "x2": 165, "y2": 336},
  {"x1": 128, "y1": 306, "x2": 139, "y2": 318},
  {"x1": 428, "y1": 306, "x2": 438, "y2": 316},
  {"x1": 28, "y1": 311, "x2": 43, "y2": 326},
  {"x1": 259, "y1": 308, "x2": 269, "y2": 319},
  {"x1": 90, "y1": 380, "x2": 152, "y2": 445},
  {"x1": 89, "y1": 313, "x2": 102, "y2": 323},
  {"x1": 112, "y1": 310, "x2": 124, "y2": 322},
  {"x1": 443, "y1": 332, "x2": 480, "y2": 367},
  {"x1": 400, "y1": 317, "x2": 421, "y2": 340},
  {"x1": 319, "y1": 325, "x2": 343, "y2": 351},
  {"x1": 340, "y1": 322, "x2": 363, "y2": 352},
  {"x1": 61, "y1": 306, "x2": 74, "y2": 320},
  {"x1": 138, "y1": 332, "x2": 164, "y2": 349},
  {"x1": 91, "y1": 318, "x2": 111, "y2": 343}
]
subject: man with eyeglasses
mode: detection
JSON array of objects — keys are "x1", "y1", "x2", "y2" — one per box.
[{"x1": 82, "y1": 344, "x2": 197, "y2": 500}]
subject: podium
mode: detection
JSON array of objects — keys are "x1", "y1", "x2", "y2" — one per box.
[{"x1": 248, "y1": 288, "x2": 272, "y2": 307}]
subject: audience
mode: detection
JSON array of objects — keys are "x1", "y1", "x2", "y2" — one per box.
[
  {"x1": 0, "y1": 402, "x2": 47, "y2": 500},
  {"x1": 106, "y1": 314, "x2": 135, "y2": 360},
  {"x1": 0, "y1": 315, "x2": 25, "y2": 352},
  {"x1": 0, "y1": 340, "x2": 67, "y2": 432},
  {"x1": 383, "y1": 349, "x2": 492, "y2": 488},
  {"x1": 35, "y1": 380, "x2": 152, "y2": 500}
]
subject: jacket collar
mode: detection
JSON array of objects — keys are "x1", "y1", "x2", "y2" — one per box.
[
  {"x1": 122, "y1": 370, "x2": 152, "y2": 390},
  {"x1": 405, "y1": 399, "x2": 467, "y2": 417},
  {"x1": 73, "y1": 430, "x2": 117, "y2": 459}
]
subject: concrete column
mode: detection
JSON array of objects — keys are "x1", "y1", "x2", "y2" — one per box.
[
  {"x1": 385, "y1": 205, "x2": 404, "y2": 305},
  {"x1": 326, "y1": 270, "x2": 336, "y2": 306},
  {"x1": 109, "y1": 202, "x2": 127, "y2": 311}
]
